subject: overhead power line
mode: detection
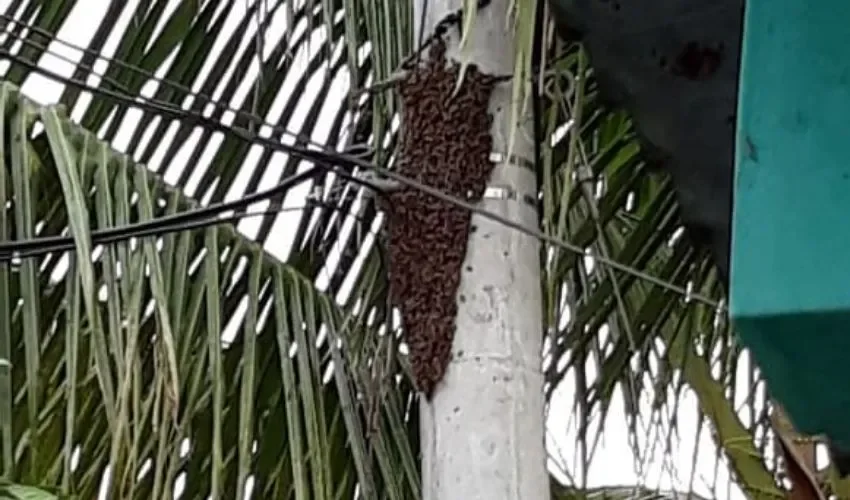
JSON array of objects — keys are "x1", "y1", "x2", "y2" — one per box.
[
  {"x1": 0, "y1": 22, "x2": 724, "y2": 311},
  {"x1": 0, "y1": 12, "x2": 358, "y2": 155},
  {"x1": 0, "y1": 166, "x2": 319, "y2": 261}
]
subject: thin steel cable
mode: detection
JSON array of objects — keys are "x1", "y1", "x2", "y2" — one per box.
[
  {"x1": 0, "y1": 2, "x2": 476, "y2": 148},
  {"x1": 0, "y1": 12, "x2": 347, "y2": 154},
  {"x1": 0, "y1": 26, "x2": 724, "y2": 311}
]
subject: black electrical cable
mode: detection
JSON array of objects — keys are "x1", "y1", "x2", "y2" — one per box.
[
  {"x1": 0, "y1": 160, "x2": 387, "y2": 262},
  {"x1": 1, "y1": 191, "x2": 379, "y2": 263},
  {"x1": 0, "y1": 13, "x2": 347, "y2": 153},
  {"x1": 2, "y1": 11, "x2": 564, "y2": 109},
  {"x1": 0, "y1": 48, "x2": 373, "y2": 174},
  {"x1": 0, "y1": 165, "x2": 319, "y2": 261},
  {"x1": 0, "y1": 48, "x2": 388, "y2": 261},
  {"x1": 0, "y1": 8, "x2": 487, "y2": 149}
]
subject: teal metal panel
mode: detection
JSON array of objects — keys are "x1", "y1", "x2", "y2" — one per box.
[{"x1": 732, "y1": 0, "x2": 850, "y2": 447}]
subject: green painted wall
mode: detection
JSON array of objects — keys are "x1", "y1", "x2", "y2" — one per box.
[{"x1": 732, "y1": 0, "x2": 850, "y2": 447}]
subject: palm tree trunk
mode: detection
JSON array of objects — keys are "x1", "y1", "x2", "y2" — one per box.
[{"x1": 411, "y1": 1, "x2": 550, "y2": 498}]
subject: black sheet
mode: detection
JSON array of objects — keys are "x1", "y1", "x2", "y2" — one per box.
[{"x1": 548, "y1": 0, "x2": 742, "y2": 284}]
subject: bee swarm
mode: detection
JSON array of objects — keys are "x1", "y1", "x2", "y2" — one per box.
[{"x1": 383, "y1": 38, "x2": 498, "y2": 398}]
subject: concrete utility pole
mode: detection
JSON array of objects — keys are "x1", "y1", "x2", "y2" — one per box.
[{"x1": 412, "y1": 1, "x2": 550, "y2": 498}]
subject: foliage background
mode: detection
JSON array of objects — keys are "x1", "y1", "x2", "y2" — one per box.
[{"x1": 0, "y1": 1, "x2": 804, "y2": 498}]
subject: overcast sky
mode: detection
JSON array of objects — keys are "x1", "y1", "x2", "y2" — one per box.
[{"x1": 0, "y1": 1, "x2": 777, "y2": 498}]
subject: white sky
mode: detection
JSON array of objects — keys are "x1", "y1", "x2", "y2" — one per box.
[{"x1": 0, "y1": 1, "x2": 796, "y2": 498}]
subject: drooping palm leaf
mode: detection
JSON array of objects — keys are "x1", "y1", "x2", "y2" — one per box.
[{"x1": 0, "y1": 83, "x2": 420, "y2": 499}]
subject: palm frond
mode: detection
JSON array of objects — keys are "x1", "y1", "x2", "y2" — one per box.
[{"x1": 0, "y1": 83, "x2": 419, "y2": 499}]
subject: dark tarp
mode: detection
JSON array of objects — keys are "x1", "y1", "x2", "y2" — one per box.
[{"x1": 548, "y1": 1, "x2": 740, "y2": 283}]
